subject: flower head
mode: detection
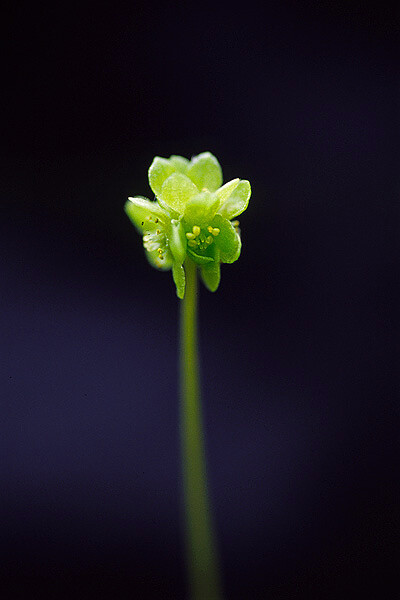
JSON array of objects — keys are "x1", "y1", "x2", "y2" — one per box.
[{"x1": 125, "y1": 152, "x2": 251, "y2": 298}]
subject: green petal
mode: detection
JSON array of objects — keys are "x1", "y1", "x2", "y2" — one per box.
[
  {"x1": 125, "y1": 197, "x2": 167, "y2": 232},
  {"x1": 172, "y1": 262, "x2": 186, "y2": 299},
  {"x1": 159, "y1": 173, "x2": 199, "y2": 214},
  {"x1": 146, "y1": 248, "x2": 173, "y2": 271},
  {"x1": 148, "y1": 157, "x2": 176, "y2": 197},
  {"x1": 183, "y1": 191, "x2": 220, "y2": 225},
  {"x1": 212, "y1": 214, "x2": 241, "y2": 263},
  {"x1": 186, "y1": 152, "x2": 223, "y2": 192},
  {"x1": 169, "y1": 219, "x2": 187, "y2": 264},
  {"x1": 169, "y1": 155, "x2": 189, "y2": 173},
  {"x1": 218, "y1": 180, "x2": 251, "y2": 220},
  {"x1": 215, "y1": 178, "x2": 240, "y2": 205},
  {"x1": 200, "y1": 254, "x2": 221, "y2": 292},
  {"x1": 187, "y1": 248, "x2": 214, "y2": 265}
]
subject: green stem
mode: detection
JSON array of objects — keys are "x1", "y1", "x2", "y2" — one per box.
[{"x1": 180, "y1": 258, "x2": 223, "y2": 600}]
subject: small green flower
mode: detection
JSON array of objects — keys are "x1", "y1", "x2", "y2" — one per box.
[{"x1": 125, "y1": 152, "x2": 251, "y2": 298}]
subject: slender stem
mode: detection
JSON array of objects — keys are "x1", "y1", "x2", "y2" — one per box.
[{"x1": 180, "y1": 259, "x2": 223, "y2": 600}]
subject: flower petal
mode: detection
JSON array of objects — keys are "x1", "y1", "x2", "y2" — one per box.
[
  {"x1": 215, "y1": 178, "x2": 240, "y2": 205},
  {"x1": 169, "y1": 219, "x2": 187, "y2": 264},
  {"x1": 218, "y1": 180, "x2": 251, "y2": 220},
  {"x1": 186, "y1": 152, "x2": 223, "y2": 192},
  {"x1": 183, "y1": 191, "x2": 220, "y2": 226},
  {"x1": 125, "y1": 197, "x2": 167, "y2": 232},
  {"x1": 159, "y1": 173, "x2": 199, "y2": 214},
  {"x1": 169, "y1": 155, "x2": 189, "y2": 173},
  {"x1": 172, "y1": 262, "x2": 186, "y2": 299},
  {"x1": 200, "y1": 254, "x2": 221, "y2": 292},
  {"x1": 148, "y1": 157, "x2": 176, "y2": 197},
  {"x1": 145, "y1": 248, "x2": 173, "y2": 271},
  {"x1": 211, "y1": 214, "x2": 241, "y2": 263}
]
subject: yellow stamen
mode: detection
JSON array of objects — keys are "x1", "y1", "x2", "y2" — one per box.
[
  {"x1": 158, "y1": 248, "x2": 162, "y2": 254},
  {"x1": 186, "y1": 232, "x2": 195, "y2": 239},
  {"x1": 188, "y1": 239, "x2": 198, "y2": 247},
  {"x1": 231, "y1": 220, "x2": 239, "y2": 227},
  {"x1": 206, "y1": 236, "x2": 213, "y2": 244},
  {"x1": 192, "y1": 225, "x2": 201, "y2": 236},
  {"x1": 212, "y1": 228, "x2": 220, "y2": 236}
]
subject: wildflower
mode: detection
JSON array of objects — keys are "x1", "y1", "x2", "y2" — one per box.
[{"x1": 125, "y1": 152, "x2": 251, "y2": 298}]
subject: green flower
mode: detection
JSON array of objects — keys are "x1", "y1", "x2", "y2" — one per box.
[{"x1": 125, "y1": 152, "x2": 251, "y2": 299}]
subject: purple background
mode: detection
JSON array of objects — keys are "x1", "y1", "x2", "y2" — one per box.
[{"x1": 2, "y1": 2, "x2": 396, "y2": 599}]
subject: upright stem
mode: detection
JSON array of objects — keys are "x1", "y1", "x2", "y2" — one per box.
[{"x1": 180, "y1": 258, "x2": 222, "y2": 600}]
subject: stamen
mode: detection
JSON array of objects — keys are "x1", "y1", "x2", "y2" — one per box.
[
  {"x1": 211, "y1": 228, "x2": 220, "y2": 236},
  {"x1": 206, "y1": 236, "x2": 213, "y2": 244},
  {"x1": 192, "y1": 225, "x2": 201, "y2": 236},
  {"x1": 188, "y1": 240, "x2": 198, "y2": 248},
  {"x1": 231, "y1": 220, "x2": 239, "y2": 227},
  {"x1": 157, "y1": 248, "x2": 163, "y2": 254},
  {"x1": 186, "y1": 232, "x2": 195, "y2": 239},
  {"x1": 207, "y1": 226, "x2": 213, "y2": 233}
]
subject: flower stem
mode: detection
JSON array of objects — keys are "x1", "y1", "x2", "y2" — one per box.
[{"x1": 180, "y1": 258, "x2": 223, "y2": 600}]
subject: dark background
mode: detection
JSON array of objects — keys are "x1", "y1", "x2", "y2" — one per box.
[{"x1": 1, "y1": 2, "x2": 397, "y2": 599}]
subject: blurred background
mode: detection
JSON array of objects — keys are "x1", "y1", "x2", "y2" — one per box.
[{"x1": 1, "y1": 1, "x2": 396, "y2": 598}]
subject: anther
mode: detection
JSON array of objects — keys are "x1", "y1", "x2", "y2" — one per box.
[
  {"x1": 206, "y1": 236, "x2": 213, "y2": 244},
  {"x1": 188, "y1": 240, "x2": 198, "y2": 248},
  {"x1": 231, "y1": 220, "x2": 239, "y2": 227},
  {"x1": 186, "y1": 232, "x2": 195, "y2": 239},
  {"x1": 157, "y1": 248, "x2": 162, "y2": 254},
  {"x1": 155, "y1": 218, "x2": 159, "y2": 223},
  {"x1": 207, "y1": 226, "x2": 213, "y2": 233},
  {"x1": 192, "y1": 225, "x2": 201, "y2": 236},
  {"x1": 156, "y1": 229, "x2": 161, "y2": 234},
  {"x1": 212, "y1": 228, "x2": 220, "y2": 236}
]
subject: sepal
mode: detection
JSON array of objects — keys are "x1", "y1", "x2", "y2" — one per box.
[
  {"x1": 172, "y1": 263, "x2": 186, "y2": 299},
  {"x1": 169, "y1": 219, "x2": 187, "y2": 264},
  {"x1": 200, "y1": 251, "x2": 221, "y2": 292},
  {"x1": 187, "y1": 249, "x2": 215, "y2": 265}
]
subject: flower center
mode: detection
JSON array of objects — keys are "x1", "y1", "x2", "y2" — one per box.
[
  {"x1": 185, "y1": 224, "x2": 220, "y2": 251},
  {"x1": 143, "y1": 229, "x2": 168, "y2": 261}
]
